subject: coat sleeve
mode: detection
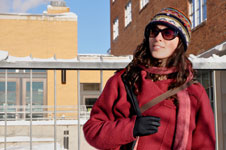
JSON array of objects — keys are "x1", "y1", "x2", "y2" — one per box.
[
  {"x1": 191, "y1": 85, "x2": 216, "y2": 150},
  {"x1": 83, "y1": 72, "x2": 137, "y2": 149}
]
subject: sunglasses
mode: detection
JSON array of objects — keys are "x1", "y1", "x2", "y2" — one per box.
[{"x1": 149, "y1": 26, "x2": 178, "y2": 40}]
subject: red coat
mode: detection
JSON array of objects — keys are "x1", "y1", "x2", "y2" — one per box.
[{"x1": 83, "y1": 70, "x2": 215, "y2": 150}]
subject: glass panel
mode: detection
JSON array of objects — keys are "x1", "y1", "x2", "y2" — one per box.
[
  {"x1": 125, "y1": 1, "x2": 132, "y2": 27},
  {"x1": 85, "y1": 98, "x2": 98, "y2": 110},
  {"x1": 113, "y1": 18, "x2": 119, "y2": 40},
  {"x1": 196, "y1": 70, "x2": 214, "y2": 110},
  {"x1": 140, "y1": 0, "x2": 149, "y2": 10},
  {"x1": 0, "y1": 82, "x2": 17, "y2": 119},
  {"x1": 195, "y1": 0, "x2": 200, "y2": 26},
  {"x1": 26, "y1": 82, "x2": 44, "y2": 105},
  {"x1": 0, "y1": 82, "x2": 17, "y2": 105},
  {"x1": 202, "y1": 0, "x2": 207, "y2": 20},
  {"x1": 82, "y1": 83, "x2": 100, "y2": 91},
  {"x1": 26, "y1": 82, "x2": 44, "y2": 118},
  {"x1": 0, "y1": 82, "x2": 4, "y2": 104},
  {"x1": 25, "y1": 69, "x2": 46, "y2": 73},
  {"x1": 0, "y1": 69, "x2": 17, "y2": 73},
  {"x1": 202, "y1": 70, "x2": 209, "y2": 88}
]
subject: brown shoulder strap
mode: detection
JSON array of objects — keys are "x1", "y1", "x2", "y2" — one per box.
[{"x1": 140, "y1": 80, "x2": 198, "y2": 113}]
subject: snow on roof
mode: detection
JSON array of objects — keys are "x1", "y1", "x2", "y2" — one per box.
[
  {"x1": 0, "y1": 12, "x2": 77, "y2": 21},
  {"x1": 197, "y1": 41, "x2": 226, "y2": 58},
  {"x1": 0, "y1": 51, "x2": 133, "y2": 63},
  {"x1": 0, "y1": 50, "x2": 133, "y2": 70}
]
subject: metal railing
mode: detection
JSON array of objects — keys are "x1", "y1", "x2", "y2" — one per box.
[
  {"x1": 0, "y1": 105, "x2": 91, "y2": 121},
  {"x1": 0, "y1": 54, "x2": 132, "y2": 150},
  {"x1": 0, "y1": 53, "x2": 225, "y2": 150}
]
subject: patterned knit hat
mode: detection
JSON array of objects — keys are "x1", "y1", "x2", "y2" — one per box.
[{"x1": 145, "y1": 7, "x2": 192, "y2": 51}]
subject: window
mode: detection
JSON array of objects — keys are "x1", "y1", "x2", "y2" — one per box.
[
  {"x1": 189, "y1": 0, "x2": 207, "y2": 28},
  {"x1": 24, "y1": 80, "x2": 46, "y2": 119},
  {"x1": 85, "y1": 97, "x2": 98, "y2": 110},
  {"x1": 80, "y1": 83, "x2": 101, "y2": 110},
  {"x1": 140, "y1": 0, "x2": 149, "y2": 10},
  {"x1": 196, "y1": 70, "x2": 214, "y2": 111},
  {"x1": 0, "y1": 81, "x2": 18, "y2": 119},
  {"x1": 113, "y1": 18, "x2": 119, "y2": 40},
  {"x1": 125, "y1": 1, "x2": 132, "y2": 27},
  {"x1": 0, "y1": 70, "x2": 47, "y2": 120},
  {"x1": 83, "y1": 83, "x2": 100, "y2": 91}
]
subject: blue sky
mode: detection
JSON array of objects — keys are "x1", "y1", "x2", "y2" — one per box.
[{"x1": 0, "y1": 0, "x2": 110, "y2": 54}]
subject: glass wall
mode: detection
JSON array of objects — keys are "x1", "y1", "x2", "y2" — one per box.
[{"x1": 0, "y1": 69, "x2": 46, "y2": 120}]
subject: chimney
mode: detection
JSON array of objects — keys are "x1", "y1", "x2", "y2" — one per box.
[{"x1": 47, "y1": 0, "x2": 70, "y2": 14}]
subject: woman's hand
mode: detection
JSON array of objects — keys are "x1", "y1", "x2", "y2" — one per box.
[{"x1": 133, "y1": 116, "x2": 160, "y2": 137}]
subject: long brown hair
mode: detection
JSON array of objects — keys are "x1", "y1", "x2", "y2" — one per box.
[{"x1": 122, "y1": 38, "x2": 194, "y2": 94}]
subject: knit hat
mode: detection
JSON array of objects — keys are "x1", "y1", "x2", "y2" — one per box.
[{"x1": 145, "y1": 7, "x2": 192, "y2": 51}]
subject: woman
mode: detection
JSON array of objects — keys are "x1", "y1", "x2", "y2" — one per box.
[{"x1": 83, "y1": 7, "x2": 215, "y2": 150}]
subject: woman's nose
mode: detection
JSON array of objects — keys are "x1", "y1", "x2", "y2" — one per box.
[{"x1": 155, "y1": 32, "x2": 164, "y2": 41}]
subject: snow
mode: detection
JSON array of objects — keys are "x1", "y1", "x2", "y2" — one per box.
[
  {"x1": 0, "y1": 50, "x2": 133, "y2": 63},
  {"x1": 0, "y1": 136, "x2": 63, "y2": 150},
  {"x1": 0, "y1": 142, "x2": 62, "y2": 150},
  {"x1": 0, "y1": 119, "x2": 88, "y2": 126},
  {"x1": 0, "y1": 12, "x2": 77, "y2": 21},
  {"x1": 0, "y1": 50, "x2": 8, "y2": 61},
  {"x1": 0, "y1": 136, "x2": 53, "y2": 143},
  {"x1": 189, "y1": 54, "x2": 226, "y2": 63}
]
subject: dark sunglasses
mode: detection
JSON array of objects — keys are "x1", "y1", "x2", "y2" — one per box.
[{"x1": 149, "y1": 26, "x2": 178, "y2": 40}]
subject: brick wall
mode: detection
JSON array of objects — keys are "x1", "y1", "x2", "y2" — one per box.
[
  {"x1": 188, "y1": 0, "x2": 226, "y2": 54},
  {"x1": 110, "y1": 0, "x2": 226, "y2": 56}
]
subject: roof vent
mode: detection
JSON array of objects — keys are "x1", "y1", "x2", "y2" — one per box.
[{"x1": 50, "y1": 0, "x2": 66, "y2": 7}]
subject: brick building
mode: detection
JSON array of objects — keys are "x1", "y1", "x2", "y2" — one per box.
[{"x1": 110, "y1": 0, "x2": 226, "y2": 56}]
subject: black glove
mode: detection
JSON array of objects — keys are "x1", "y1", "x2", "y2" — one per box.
[{"x1": 133, "y1": 116, "x2": 160, "y2": 137}]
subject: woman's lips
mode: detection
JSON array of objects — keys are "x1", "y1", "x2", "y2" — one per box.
[{"x1": 153, "y1": 45, "x2": 164, "y2": 50}]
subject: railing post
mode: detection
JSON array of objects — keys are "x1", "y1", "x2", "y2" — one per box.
[
  {"x1": 4, "y1": 69, "x2": 7, "y2": 150},
  {"x1": 212, "y1": 70, "x2": 218, "y2": 150},
  {"x1": 100, "y1": 70, "x2": 103, "y2": 91},
  {"x1": 54, "y1": 70, "x2": 57, "y2": 150},
  {"x1": 77, "y1": 70, "x2": 80, "y2": 150},
  {"x1": 30, "y1": 69, "x2": 33, "y2": 150}
]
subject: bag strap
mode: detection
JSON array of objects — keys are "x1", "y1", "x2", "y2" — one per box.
[
  {"x1": 122, "y1": 74, "x2": 198, "y2": 115},
  {"x1": 140, "y1": 80, "x2": 198, "y2": 113},
  {"x1": 122, "y1": 77, "x2": 142, "y2": 117}
]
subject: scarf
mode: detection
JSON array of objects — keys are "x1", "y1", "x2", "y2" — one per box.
[{"x1": 139, "y1": 65, "x2": 192, "y2": 150}]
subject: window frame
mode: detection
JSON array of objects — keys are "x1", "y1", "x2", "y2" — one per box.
[
  {"x1": 196, "y1": 70, "x2": 214, "y2": 111},
  {"x1": 80, "y1": 83, "x2": 101, "y2": 110},
  {"x1": 113, "y1": 17, "x2": 119, "y2": 40},
  {"x1": 124, "y1": 1, "x2": 132, "y2": 27},
  {"x1": 189, "y1": 0, "x2": 207, "y2": 28},
  {"x1": 140, "y1": 0, "x2": 149, "y2": 10}
]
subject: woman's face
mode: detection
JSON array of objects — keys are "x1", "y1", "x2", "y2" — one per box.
[{"x1": 149, "y1": 25, "x2": 179, "y2": 60}]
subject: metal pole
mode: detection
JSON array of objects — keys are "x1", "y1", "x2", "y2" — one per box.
[
  {"x1": 30, "y1": 69, "x2": 33, "y2": 150},
  {"x1": 77, "y1": 70, "x2": 80, "y2": 150},
  {"x1": 100, "y1": 70, "x2": 103, "y2": 91},
  {"x1": 54, "y1": 70, "x2": 57, "y2": 150},
  {"x1": 212, "y1": 70, "x2": 218, "y2": 150},
  {"x1": 4, "y1": 69, "x2": 7, "y2": 150}
]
